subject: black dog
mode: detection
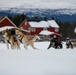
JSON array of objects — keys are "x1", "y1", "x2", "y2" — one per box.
[{"x1": 66, "y1": 38, "x2": 73, "y2": 49}]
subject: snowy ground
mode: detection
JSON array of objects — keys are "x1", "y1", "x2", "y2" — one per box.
[{"x1": 0, "y1": 42, "x2": 76, "y2": 75}]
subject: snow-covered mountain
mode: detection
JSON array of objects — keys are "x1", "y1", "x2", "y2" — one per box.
[
  {"x1": 0, "y1": 8, "x2": 76, "y2": 23},
  {"x1": 0, "y1": 0, "x2": 76, "y2": 22},
  {"x1": 0, "y1": 0, "x2": 76, "y2": 14}
]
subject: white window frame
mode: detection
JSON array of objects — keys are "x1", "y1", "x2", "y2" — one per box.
[
  {"x1": 43, "y1": 28, "x2": 47, "y2": 30},
  {"x1": 29, "y1": 27, "x2": 36, "y2": 32},
  {"x1": 55, "y1": 28, "x2": 59, "y2": 32}
]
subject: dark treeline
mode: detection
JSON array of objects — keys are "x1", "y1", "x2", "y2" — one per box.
[
  {"x1": 8, "y1": 14, "x2": 76, "y2": 41},
  {"x1": 57, "y1": 21, "x2": 76, "y2": 40},
  {"x1": 8, "y1": 14, "x2": 27, "y2": 27}
]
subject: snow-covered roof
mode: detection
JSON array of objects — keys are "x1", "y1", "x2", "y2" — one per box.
[
  {"x1": 38, "y1": 21, "x2": 49, "y2": 27},
  {"x1": 29, "y1": 20, "x2": 59, "y2": 28},
  {"x1": 0, "y1": 26, "x2": 14, "y2": 31},
  {"x1": 29, "y1": 21, "x2": 49, "y2": 28},
  {"x1": 47, "y1": 20, "x2": 59, "y2": 28},
  {"x1": 39, "y1": 30, "x2": 54, "y2": 35},
  {"x1": 29, "y1": 22, "x2": 38, "y2": 27}
]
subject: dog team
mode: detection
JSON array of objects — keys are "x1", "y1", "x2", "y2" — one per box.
[
  {"x1": 2, "y1": 28, "x2": 40, "y2": 50},
  {"x1": 1, "y1": 28, "x2": 75, "y2": 50}
]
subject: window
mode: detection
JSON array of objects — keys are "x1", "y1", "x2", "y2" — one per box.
[
  {"x1": 55, "y1": 28, "x2": 59, "y2": 32},
  {"x1": 31, "y1": 28, "x2": 36, "y2": 32},
  {"x1": 29, "y1": 27, "x2": 36, "y2": 32},
  {"x1": 43, "y1": 28, "x2": 47, "y2": 30}
]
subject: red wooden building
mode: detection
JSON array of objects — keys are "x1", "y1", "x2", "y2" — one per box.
[{"x1": 20, "y1": 19, "x2": 61, "y2": 41}]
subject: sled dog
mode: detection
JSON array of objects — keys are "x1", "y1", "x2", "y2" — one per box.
[
  {"x1": 66, "y1": 38, "x2": 73, "y2": 49},
  {"x1": 2, "y1": 29, "x2": 20, "y2": 49},
  {"x1": 15, "y1": 29, "x2": 40, "y2": 50}
]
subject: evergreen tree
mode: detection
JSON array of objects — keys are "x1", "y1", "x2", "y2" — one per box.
[{"x1": 8, "y1": 13, "x2": 27, "y2": 27}]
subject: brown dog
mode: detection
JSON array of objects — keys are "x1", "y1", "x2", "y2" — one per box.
[
  {"x1": 2, "y1": 29, "x2": 20, "y2": 49},
  {"x1": 15, "y1": 29, "x2": 40, "y2": 50}
]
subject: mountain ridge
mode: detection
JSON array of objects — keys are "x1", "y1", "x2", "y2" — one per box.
[{"x1": 0, "y1": 8, "x2": 76, "y2": 23}]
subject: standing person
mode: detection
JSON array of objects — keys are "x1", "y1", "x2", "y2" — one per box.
[
  {"x1": 47, "y1": 35, "x2": 58, "y2": 49},
  {"x1": 53, "y1": 35, "x2": 58, "y2": 49}
]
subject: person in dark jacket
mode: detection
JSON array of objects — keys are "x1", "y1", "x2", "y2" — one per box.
[
  {"x1": 47, "y1": 36, "x2": 58, "y2": 49},
  {"x1": 47, "y1": 36, "x2": 62, "y2": 49}
]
